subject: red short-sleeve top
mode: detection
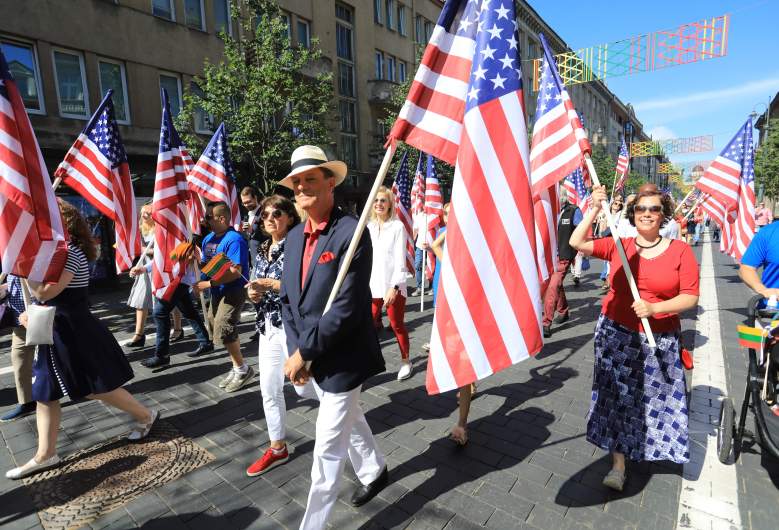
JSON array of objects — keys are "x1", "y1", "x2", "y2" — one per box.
[{"x1": 591, "y1": 238, "x2": 700, "y2": 333}]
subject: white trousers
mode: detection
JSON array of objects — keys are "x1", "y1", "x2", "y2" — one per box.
[
  {"x1": 572, "y1": 251, "x2": 583, "y2": 277},
  {"x1": 298, "y1": 380, "x2": 386, "y2": 530},
  {"x1": 258, "y1": 323, "x2": 288, "y2": 442}
]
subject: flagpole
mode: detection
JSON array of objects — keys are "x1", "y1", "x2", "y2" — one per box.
[
  {"x1": 584, "y1": 155, "x2": 657, "y2": 348},
  {"x1": 192, "y1": 194, "x2": 213, "y2": 339},
  {"x1": 673, "y1": 188, "x2": 696, "y2": 215},
  {"x1": 304, "y1": 143, "x2": 398, "y2": 371},
  {"x1": 420, "y1": 212, "x2": 427, "y2": 312},
  {"x1": 682, "y1": 194, "x2": 707, "y2": 222}
]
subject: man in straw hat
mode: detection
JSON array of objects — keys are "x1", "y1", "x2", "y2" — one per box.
[{"x1": 280, "y1": 146, "x2": 388, "y2": 529}]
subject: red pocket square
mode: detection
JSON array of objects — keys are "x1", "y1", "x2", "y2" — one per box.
[{"x1": 318, "y1": 251, "x2": 336, "y2": 264}]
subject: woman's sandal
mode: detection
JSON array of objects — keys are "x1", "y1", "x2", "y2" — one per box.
[
  {"x1": 127, "y1": 409, "x2": 160, "y2": 442},
  {"x1": 602, "y1": 468, "x2": 627, "y2": 491},
  {"x1": 449, "y1": 426, "x2": 469, "y2": 446}
]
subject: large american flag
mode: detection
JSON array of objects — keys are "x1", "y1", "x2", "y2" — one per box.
[
  {"x1": 731, "y1": 121, "x2": 756, "y2": 260},
  {"x1": 188, "y1": 123, "x2": 240, "y2": 228},
  {"x1": 695, "y1": 121, "x2": 752, "y2": 212},
  {"x1": 55, "y1": 90, "x2": 140, "y2": 273},
  {"x1": 0, "y1": 48, "x2": 68, "y2": 282},
  {"x1": 424, "y1": 154, "x2": 443, "y2": 280},
  {"x1": 152, "y1": 89, "x2": 192, "y2": 301},
  {"x1": 389, "y1": 0, "x2": 542, "y2": 394},
  {"x1": 411, "y1": 154, "x2": 425, "y2": 216},
  {"x1": 614, "y1": 138, "x2": 629, "y2": 194},
  {"x1": 391, "y1": 151, "x2": 415, "y2": 276},
  {"x1": 700, "y1": 193, "x2": 736, "y2": 256}
]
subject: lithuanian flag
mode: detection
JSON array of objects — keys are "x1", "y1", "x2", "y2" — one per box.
[
  {"x1": 737, "y1": 325, "x2": 767, "y2": 350},
  {"x1": 202, "y1": 252, "x2": 234, "y2": 283}
]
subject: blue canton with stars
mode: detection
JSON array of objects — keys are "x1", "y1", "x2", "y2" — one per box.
[
  {"x1": 393, "y1": 151, "x2": 412, "y2": 210},
  {"x1": 84, "y1": 91, "x2": 127, "y2": 168},
  {"x1": 534, "y1": 34, "x2": 568, "y2": 124},
  {"x1": 159, "y1": 88, "x2": 185, "y2": 154},
  {"x1": 719, "y1": 119, "x2": 755, "y2": 185},
  {"x1": 203, "y1": 123, "x2": 236, "y2": 183},
  {"x1": 566, "y1": 167, "x2": 587, "y2": 203},
  {"x1": 459, "y1": 0, "x2": 522, "y2": 112}
]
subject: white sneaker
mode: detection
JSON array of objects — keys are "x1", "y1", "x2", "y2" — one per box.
[
  {"x1": 397, "y1": 362, "x2": 412, "y2": 381},
  {"x1": 6, "y1": 455, "x2": 61, "y2": 480}
]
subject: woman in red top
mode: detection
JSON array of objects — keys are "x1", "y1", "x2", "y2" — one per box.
[{"x1": 570, "y1": 183, "x2": 700, "y2": 492}]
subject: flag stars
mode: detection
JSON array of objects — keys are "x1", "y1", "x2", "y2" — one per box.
[
  {"x1": 472, "y1": 64, "x2": 488, "y2": 80},
  {"x1": 480, "y1": 44, "x2": 496, "y2": 60},
  {"x1": 507, "y1": 33, "x2": 518, "y2": 50},
  {"x1": 498, "y1": 52, "x2": 514, "y2": 70},
  {"x1": 490, "y1": 73, "x2": 507, "y2": 89},
  {"x1": 467, "y1": 87, "x2": 480, "y2": 101},
  {"x1": 494, "y1": 3, "x2": 510, "y2": 20},
  {"x1": 486, "y1": 23, "x2": 502, "y2": 40}
]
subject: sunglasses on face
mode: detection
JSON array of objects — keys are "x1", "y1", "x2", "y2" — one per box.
[
  {"x1": 261, "y1": 209, "x2": 283, "y2": 220},
  {"x1": 634, "y1": 205, "x2": 663, "y2": 214}
]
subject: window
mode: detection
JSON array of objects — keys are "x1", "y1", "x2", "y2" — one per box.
[
  {"x1": 385, "y1": 0, "x2": 394, "y2": 30},
  {"x1": 297, "y1": 19, "x2": 310, "y2": 48},
  {"x1": 424, "y1": 21, "x2": 433, "y2": 43},
  {"x1": 98, "y1": 59, "x2": 130, "y2": 124},
  {"x1": 159, "y1": 73, "x2": 182, "y2": 117},
  {"x1": 336, "y1": 23, "x2": 353, "y2": 61},
  {"x1": 279, "y1": 13, "x2": 291, "y2": 41},
  {"x1": 190, "y1": 82, "x2": 213, "y2": 133},
  {"x1": 0, "y1": 40, "x2": 44, "y2": 113},
  {"x1": 213, "y1": 0, "x2": 231, "y2": 35},
  {"x1": 373, "y1": 0, "x2": 382, "y2": 25},
  {"x1": 415, "y1": 15, "x2": 424, "y2": 42},
  {"x1": 336, "y1": 3, "x2": 352, "y2": 23},
  {"x1": 339, "y1": 100, "x2": 356, "y2": 133},
  {"x1": 386, "y1": 55, "x2": 396, "y2": 82},
  {"x1": 338, "y1": 62, "x2": 354, "y2": 97},
  {"x1": 340, "y1": 134, "x2": 358, "y2": 168},
  {"x1": 52, "y1": 49, "x2": 89, "y2": 118},
  {"x1": 398, "y1": 61, "x2": 407, "y2": 83},
  {"x1": 397, "y1": 4, "x2": 407, "y2": 36},
  {"x1": 152, "y1": 0, "x2": 174, "y2": 20},
  {"x1": 374, "y1": 51, "x2": 384, "y2": 80},
  {"x1": 184, "y1": 0, "x2": 204, "y2": 30}
]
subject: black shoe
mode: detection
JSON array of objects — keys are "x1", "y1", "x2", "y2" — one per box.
[
  {"x1": 350, "y1": 466, "x2": 389, "y2": 507},
  {"x1": 170, "y1": 330, "x2": 185, "y2": 343},
  {"x1": 554, "y1": 313, "x2": 569, "y2": 324},
  {"x1": 572, "y1": 277, "x2": 580, "y2": 286},
  {"x1": 188, "y1": 343, "x2": 215, "y2": 358},
  {"x1": 141, "y1": 355, "x2": 170, "y2": 368},
  {"x1": 0, "y1": 402, "x2": 36, "y2": 422},
  {"x1": 126, "y1": 334, "x2": 146, "y2": 348},
  {"x1": 543, "y1": 326, "x2": 552, "y2": 338}
]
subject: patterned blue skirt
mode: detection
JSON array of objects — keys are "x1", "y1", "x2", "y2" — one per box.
[{"x1": 586, "y1": 315, "x2": 689, "y2": 463}]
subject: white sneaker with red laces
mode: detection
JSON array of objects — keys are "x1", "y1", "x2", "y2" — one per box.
[{"x1": 246, "y1": 446, "x2": 289, "y2": 476}]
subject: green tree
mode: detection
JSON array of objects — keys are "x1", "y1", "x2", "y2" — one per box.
[
  {"x1": 589, "y1": 144, "x2": 616, "y2": 192},
  {"x1": 176, "y1": 0, "x2": 333, "y2": 194},
  {"x1": 755, "y1": 118, "x2": 779, "y2": 200}
]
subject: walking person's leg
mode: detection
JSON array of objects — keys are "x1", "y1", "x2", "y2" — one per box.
[
  {"x1": 543, "y1": 259, "x2": 570, "y2": 333},
  {"x1": 387, "y1": 295, "x2": 411, "y2": 380},
  {"x1": 2, "y1": 327, "x2": 36, "y2": 421},
  {"x1": 142, "y1": 297, "x2": 173, "y2": 367},
  {"x1": 414, "y1": 248, "x2": 424, "y2": 291},
  {"x1": 5, "y1": 400, "x2": 62, "y2": 479}
]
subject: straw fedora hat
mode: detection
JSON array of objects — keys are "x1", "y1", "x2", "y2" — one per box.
[{"x1": 279, "y1": 145, "x2": 348, "y2": 189}]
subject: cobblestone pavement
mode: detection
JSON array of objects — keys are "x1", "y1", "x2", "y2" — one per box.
[{"x1": 0, "y1": 238, "x2": 777, "y2": 529}]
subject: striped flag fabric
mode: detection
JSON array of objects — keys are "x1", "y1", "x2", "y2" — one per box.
[
  {"x1": 0, "y1": 48, "x2": 68, "y2": 282},
  {"x1": 201, "y1": 252, "x2": 234, "y2": 283},
  {"x1": 529, "y1": 33, "x2": 592, "y2": 196},
  {"x1": 400, "y1": 0, "x2": 542, "y2": 394},
  {"x1": 187, "y1": 123, "x2": 240, "y2": 229},
  {"x1": 699, "y1": 193, "x2": 735, "y2": 256},
  {"x1": 730, "y1": 120, "x2": 756, "y2": 261},
  {"x1": 424, "y1": 154, "x2": 443, "y2": 280},
  {"x1": 152, "y1": 88, "x2": 192, "y2": 301},
  {"x1": 695, "y1": 121, "x2": 753, "y2": 212},
  {"x1": 55, "y1": 90, "x2": 140, "y2": 273},
  {"x1": 411, "y1": 154, "x2": 425, "y2": 216},
  {"x1": 737, "y1": 324, "x2": 766, "y2": 350},
  {"x1": 390, "y1": 151, "x2": 415, "y2": 276},
  {"x1": 614, "y1": 139, "x2": 629, "y2": 194},
  {"x1": 533, "y1": 185, "x2": 557, "y2": 284}
]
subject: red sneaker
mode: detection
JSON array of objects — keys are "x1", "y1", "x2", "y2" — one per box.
[{"x1": 246, "y1": 446, "x2": 289, "y2": 476}]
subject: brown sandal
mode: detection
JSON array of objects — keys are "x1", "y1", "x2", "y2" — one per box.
[{"x1": 449, "y1": 425, "x2": 468, "y2": 446}]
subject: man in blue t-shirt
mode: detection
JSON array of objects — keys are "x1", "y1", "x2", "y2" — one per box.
[
  {"x1": 740, "y1": 221, "x2": 779, "y2": 300},
  {"x1": 193, "y1": 202, "x2": 252, "y2": 392}
]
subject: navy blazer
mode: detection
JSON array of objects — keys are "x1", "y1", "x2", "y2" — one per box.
[{"x1": 280, "y1": 207, "x2": 385, "y2": 393}]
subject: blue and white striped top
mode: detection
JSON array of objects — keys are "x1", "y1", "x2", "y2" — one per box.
[{"x1": 64, "y1": 244, "x2": 90, "y2": 289}]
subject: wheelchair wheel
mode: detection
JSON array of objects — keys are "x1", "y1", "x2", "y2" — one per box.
[{"x1": 718, "y1": 398, "x2": 736, "y2": 464}]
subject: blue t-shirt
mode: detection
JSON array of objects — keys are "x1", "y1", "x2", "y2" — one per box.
[
  {"x1": 201, "y1": 228, "x2": 249, "y2": 297},
  {"x1": 741, "y1": 221, "x2": 779, "y2": 289}
]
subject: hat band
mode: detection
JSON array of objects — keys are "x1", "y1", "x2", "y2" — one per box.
[{"x1": 291, "y1": 157, "x2": 328, "y2": 171}]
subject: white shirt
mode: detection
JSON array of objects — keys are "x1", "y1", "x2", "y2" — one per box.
[
  {"x1": 660, "y1": 218, "x2": 680, "y2": 239},
  {"x1": 368, "y1": 218, "x2": 408, "y2": 298},
  {"x1": 617, "y1": 218, "x2": 637, "y2": 238},
  {"x1": 412, "y1": 212, "x2": 429, "y2": 249}
]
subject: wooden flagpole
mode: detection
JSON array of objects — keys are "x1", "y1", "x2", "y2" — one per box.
[
  {"x1": 304, "y1": 143, "x2": 398, "y2": 371},
  {"x1": 583, "y1": 155, "x2": 657, "y2": 347},
  {"x1": 673, "y1": 188, "x2": 696, "y2": 215},
  {"x1": 682, "y1": 194, "x2": 708, "y2": 222}
]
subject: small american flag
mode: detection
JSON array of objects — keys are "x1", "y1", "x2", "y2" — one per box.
[
  {"x1": 695, "y1": 121, "x2": 753, "y2": 212},
  {"x1": 188, "y1": 123, "x2": 240, "y2": 228},
  {"x1": 391, "y1": 151, "x2": 415, "y2": 276},
  {"x1": 55, "y1": 90, "x2": 140, "y2": 273},
  {"x1": 424, "y1": 154, "x2": 443, "y2": 280},
  {"x1": 731, "y1": 120, "x2": 755, "y2": 260},
  {"x1": 152, "y1": 89, "x2": 193, "y2": 301},
  {"x1": 563, "y1": 168, "x2": 588, "y2": 212},
  {"x1": 0, "y1": 48, "x2": 68, "y2": 282},
  {"x1": 614, "y1": 139, "x2": 629, "y2": 194},
  {"x1": 411, "y1": 154, "x2": 425, "y2": 216}
]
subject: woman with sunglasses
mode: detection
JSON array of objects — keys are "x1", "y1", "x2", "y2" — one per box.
[
  {"x1": 245, "y1": 195, "x2": 301, "y2": 476},
  {"x1": 367, "y1": 186, "x2": 412, "y2": 381},
  {"x1": 570, "y1": 183, "x2": 699, "y2": 492}
]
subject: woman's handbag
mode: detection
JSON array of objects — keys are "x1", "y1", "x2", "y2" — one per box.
[{"x1": 24, "y1": 304, "x2": 56, "y2": 346}]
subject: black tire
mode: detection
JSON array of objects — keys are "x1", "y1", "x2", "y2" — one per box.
[{"x1": 718, "y1": 398, "x2": 736, "y2": 464}]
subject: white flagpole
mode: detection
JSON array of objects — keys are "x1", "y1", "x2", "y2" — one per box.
[
  {"x1": 584, "y1": 155, "x2": 657, "y2": 347},
  {"x1": 192, "y1": 194, "x2": 212, "y2": 339},
  {"x1": 420, "y1": 212, "x2": 428, "y2": 311},
  {"x1": 682, "y1": 194, "x2": 708, "y2": 222},
  {"x1": 674, "y1": 188, "x2": 696, "y2": 215}
]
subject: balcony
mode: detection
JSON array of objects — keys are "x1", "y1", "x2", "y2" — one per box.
[{"x1": 367, "y1": 79, "x2": 398, "y2": 104}]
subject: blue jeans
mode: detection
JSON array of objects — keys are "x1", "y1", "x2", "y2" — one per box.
[
  {"x1": 414, "y1": 247, "x2": 425, "y2": 289},
  {"x1": 153, "y1": 283, "x2": 211, "y2": 358},
  {"x1": 693, "y1": 222, "x2": 702, "y2": 244},
  {"x1": 599, "y1": 260, "x2": 610, "y2": 281}
]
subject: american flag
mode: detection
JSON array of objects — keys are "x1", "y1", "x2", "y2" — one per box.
[
  {"x1": 533, "y1": 184, "x2": 557, "y2": 284},
  {"x1": 55, "y1": 90, "x2": 140, "y2": 273},
  {"x1": 188, "y1": 123, "x2": 240, "y2": 228},
  {"x1": 614, "y1": 138, "x2": 629, "y2": 194},
  {"x1": 424, "y1": 154, "x2": 443, "y2": 280},
  {"x1": 562, "y1": 167, "x2": 591, "y2": 214},
  {"x1": 529, "y1": 35, "x2": 591, "y2": 196},
  {"x1": 391, "y1": 151, "x2": 415, "y2": 276},
  {"x1": 731, "y1": 120, "x2": 756, "y2": 260},
  {"x1": 0, "y1": 48, "x2": 68, "y2": 282},
  {"x1": 411, "y1": 154, "x2": 425, "y2": 215},
  {"x1": 695, "y1": 121, "x2": 752, "y2": 212},
  {"x1": 700, "y1": 193, "x2": 735, "y2": 256},
  {"x1": 152, "y1": 89, "x2": 193, "y2": 301},
  {"x1": 389, "y1": 0, "x2": 542, "y2": 394}
]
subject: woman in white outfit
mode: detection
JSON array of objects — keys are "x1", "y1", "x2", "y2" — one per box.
[
  {"x1": 367, "y1": 186, "x2": 411, "y2": 381},
  {"x1": 245, "y1": 195, "x2": 300, "y2": 476}
]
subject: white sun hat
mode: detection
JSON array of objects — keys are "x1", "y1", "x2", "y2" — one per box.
[{"x1": 279, "y1": 145, "x2": 348, "y2": 189}]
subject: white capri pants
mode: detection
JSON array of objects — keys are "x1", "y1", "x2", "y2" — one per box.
[{"x1": 258, "y1": 321, "x2": 289, "y2": 442}]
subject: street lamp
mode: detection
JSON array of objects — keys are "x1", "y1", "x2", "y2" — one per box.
[{"x1": 750, "y1": 100, "x2": 770, "y2": 146}]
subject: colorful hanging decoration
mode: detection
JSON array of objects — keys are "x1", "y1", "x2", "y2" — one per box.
[
  {"x1": 630, "y1": 135, "x2": 714, "y2": 157},
  {"x1": 532, "y1": 14, "x2": 729, "y2": 91}
]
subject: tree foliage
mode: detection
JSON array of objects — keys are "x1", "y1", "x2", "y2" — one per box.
[
  {"x1": 755, "y1": 118, "x2": 779, "y2": 200},
  {"x1": 588, "y1": 144, "x2": 616, "y2": 192},
  {"x1": 175, "y1": 0, "x2": 333, "y2": 195}
]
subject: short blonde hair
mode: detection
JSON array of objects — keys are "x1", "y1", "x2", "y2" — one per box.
[{"x1": 369, "y1": 186, "x2": 395, "y2": 222}]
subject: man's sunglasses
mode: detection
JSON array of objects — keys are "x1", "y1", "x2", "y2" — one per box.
[
  {"x1": 634, "y1": 205, "x2": 663, "y2": 214},
  {"x1": 261, "y1": 209, "x2": 284, "y2": 220}
]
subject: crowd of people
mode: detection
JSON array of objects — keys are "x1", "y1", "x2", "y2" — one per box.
[{"x1": 1, "y1": 143, "x2": 776, "y2": 528}]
